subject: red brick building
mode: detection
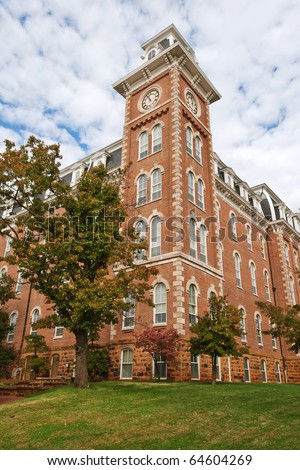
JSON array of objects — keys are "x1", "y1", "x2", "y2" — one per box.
[{"x1": 1, "y1": 25, "x2": 300, "y2": 383}]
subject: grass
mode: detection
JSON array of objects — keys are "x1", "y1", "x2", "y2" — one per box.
[{"x1": 0, "y1": 381, "x2": 299, "y2": 450}]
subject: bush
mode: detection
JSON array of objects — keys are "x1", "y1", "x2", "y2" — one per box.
[{"x1": 87, "y1": 345, "x2": 109, "y2": 381}]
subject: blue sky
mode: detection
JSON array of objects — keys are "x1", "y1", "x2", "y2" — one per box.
[{"x1": 0, "y1": 0, "x2": 299, "y2": 211}]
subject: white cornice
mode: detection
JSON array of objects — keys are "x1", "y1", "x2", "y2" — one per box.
[{"x1": 112, "y1": 42, "x2": 221, "y2": 104}]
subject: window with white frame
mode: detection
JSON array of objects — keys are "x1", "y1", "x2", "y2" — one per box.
[
  {"x1": 215, "y1": 356, "x2": 221, "y2": 381},
  {"x1": 30, "y1": 308, "x2": 40, "y2": 335},
  {"x1": 230, "y1": 213, "x2": 237, "y2": 240},
  {"x1": 284, "y1": 244, "x2": 290, "y2": 266},
  {"x1": 189, "y1": 219, "x2": 197, "y2": 258},
  {"x1": 150, "y1": 216, "x2": 161, "y2": 257},
  {"x1": 261, "y1": 359, "x2": 267, "y2": 382},
  {"x1": 191, "y1": 354, "x2": 200, "y2": 379},
  {"x1": 259, "y1": 235, "x2": 266, "y2": 259},
  {"x1": 246, "y1": 226, "x2": 252, "y2": 250},
  {"x1": 153, "y1": 354, "x2": 167, "y2": 379},
  {"x1": 264, "y1": 271, "x2": 271, "y2": 301},
  {"x1": 137, "y1": 174, "x2": 147, "y2": 205},
  {"x1": 4, "y1": 235, "x2": 12, "y2": 257},
  {"x1": 7, "y1": 312, "x2": 18, "y2": 343},
  {"x1": 195, "y1": 136, "x2": 202, "y2": 163},
  {"x1": 152, "y1": 125, "x2": 162, "y2": 153},
  {"x1": 199, "y1": 225, "x2": 207, "y2": 263},
  {"x1": 16, "y1": 271, "x2": 23, "y2": 294},
  {"x1": 134, "y1": 220, "x2": 146, "y2": 261},
  {"x1": 189, "y1": 284, "x2": 197, "y2": 325},
  {"x1": 240, "y1": 308, "x2": 247, "y2": 342},
  {"x1": 293, "y1": 250, "x2": 299, "y2": 269},
  {"x1": 121, "y1": 349, "x2": 133, "y2": 379},
  {"x1": 123, "y1": 296, "x2": 135, "y2": 329},
  {"x1": 154, "y1": 283, "x2": 167, "y2": 324},
  {"x1": 0, "y1": 266, "x2": 7, "y2": 282},
  {"x1": 244, "y1": 357, "x2": 251, "y2": 382},
  {"x1": 188, "y1": 172, "x2": 195, "y2": 202},
  {"x1": 270, "y1": 321, "x2": 277, "y2": 349},
  {"x1": 54, "y1": 326, "x2": 64, "y2": 338},
  {"x1": 197, "y1": 179, "x2": 204, "y2": 209},
  {"x1": 234, "y1": 252, "x2": 242, "y2": 288},
  {"x1": 275, "y1": 362, "x2": 281, "y2": 383},
  {"x1": 255, "y1": 313, "x2": 263, "y2": 345},
  {"x1": 250, "y1": 262, "x2": 257, "y2": 295},
  {"x1": 139, "y1": 131, "x2": 148, "y2": 159},
  {"x1": 289, "y1": 276, "x2": 296, "y2": 305},
  {"x1": 186, "y1": 127, "x2": 193, "y2": 155},
  {"x1": 151, "y1": 168, "x2": 162, "y2": 200}
]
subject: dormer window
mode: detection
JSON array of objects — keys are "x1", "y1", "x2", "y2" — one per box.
[{"x1": 147, "y1": 49, "x2": 156, "y2": 60}]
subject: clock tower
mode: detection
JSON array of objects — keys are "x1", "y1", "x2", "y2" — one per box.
[{"x1": 112, "y1": 25, "x2": 223, "y2": 380}]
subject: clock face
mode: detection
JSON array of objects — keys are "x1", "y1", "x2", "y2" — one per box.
[
  {"x1": 141, "y1": 88, "x2": 160, "y2": 110},
  {"x1": 185, "y1": 90, "x2": 198, "y2": 115}
]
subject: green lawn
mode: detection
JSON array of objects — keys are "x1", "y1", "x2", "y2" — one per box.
[{"x1": 0, "y1": 381, "x2": 299, "y2": 450}]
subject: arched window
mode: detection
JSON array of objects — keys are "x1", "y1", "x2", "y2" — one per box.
[
  {"x1": 123, "y1": 296, "x2": 135, "y2": 330},
  {"x1": 152, "y1": 125, "x2": 162, "y2": 153},
  {"x1": 150, "y1": 216, "x2": 161, "y2": 257},
  {"x1": 139, "y1": 131, "x2": 148, "y2": 159},
  {"x1": 289, "y1": 276, "x2": 296, "y2": 305},
  {"x1": 255, "y1": 313, "x2": 262, "y2": 345},
  {"x1": 261, "y1": 359, "x2": 267, "y2": 382},
  {"x1": 189, "y1": 219, "x2": 197, "y2": 258},
  {"x1": 264, "y1": 271, "x2": 271, "y2": 301},
  {"x1": 121, "y1": 349, "x2": 133, "y2": 379},
  {"x1": 246, "y1": 226, "x2": 252, "y2": 250},
  {"x1": 275, "y1": 362, "x2": 281, "y2": 383},
  {"x1": 250, "y1": 262, "x2": 257, "y2": 295},
  {"x1": 189, "y1": 284, "x2": 197, "y2": 325},
  {"x1": 293, "y1": 250, "x2": 299, "y2": 269},
  {"x1": 244, "y1": 357, "x2": 251, "y2": 382},
  {"x1": 0, "y1": 266, "x2": 7, "y2": 282},
  {"x1": 30, "y1": 308, "x2": 40, "y2": 335},
  {"x1": 154, "y1": 283, "x2": 167, "y2": 324},
  {"x1": 188, "y1": 172, "x2": 195, "y2": 202},
  {"x1": 7, "y1": 312, "x2": 18, "y2": 343},
  {"x1": 234, "y1": 253, "x2": 242, "y2": 288},
  {"x1": 135, "y1": 220, "x2": 146, "y2": 261},
  {"x1": 4, "y1": 235, "x2": 12, "y2": 257},
  {"x1": 259, "y1": 235, "x2": 266, "y2": 259},
  {"x1": 151, "y1": 168, "x2": 162, "y2": 200},
  {"x1": 270, "y1": 321, "x2": 277, "y2": 349},
  {"x1": 230, "y1": 213, "x2": 237, "y2": 240},
  {"x1": 137, "y1": 174, "x2": 147, "y2": 205},
  {"x1": 197, "y1": 179, "x2": 204, "y2": 209},
  {"x1": 195, "y1": 136, "x2": 202, "y2": 163},
  {"x1": 191, "y1": 354, "x2": 200, "y2": 379},
  {"x1": 147, "y1": 49, "x2": 156, "y2": 60},
  {"x1": 284, "y1": 244, "x2": 290, "y2": 266},
  {"x1": 16, "y1": 271, "x2": 23, "y2": 294},
  {"x1": 240, "y1": 308, "x2": 247, "y2": 342},
  {"x1": 186, "y1": 127, "x2": 193, "y2": 155},
  {"x1": 199, "y1": 225, "x2": 207, "y2": 263}
]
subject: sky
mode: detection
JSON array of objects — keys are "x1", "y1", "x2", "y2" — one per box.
[{"x1": 0, "y1": 0, "x2": 299, "y2": 211}]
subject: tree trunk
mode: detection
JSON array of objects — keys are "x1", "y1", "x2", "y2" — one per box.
[
  {"x1": 211, "y1": 354, "x2": 217, "y2": 385},
  {"x1": 73, "y1": 328, "x2": 89, "y2": 388}
]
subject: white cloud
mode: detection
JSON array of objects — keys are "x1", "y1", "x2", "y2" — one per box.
[{"x1": 0, "y1": 0, "x2": 299, "y2": 211}]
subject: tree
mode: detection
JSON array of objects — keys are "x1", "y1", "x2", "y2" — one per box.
[
  {"x1": 256, "y1": 301, "x2": 300, "y2": 382},
  {"x1": 0, "y1": 272, "x2": 16, "y2": 377},
  {"x1": 24, "y1": 334, "x2": 49, "y2": 378},
  {"x1": 190, "y1": 295, "x2": 248, "y2": 384},
  {"x1": 135, "y1": 327, "x2": 180, "y2": 380},
  {"x1": 87, "y1": 345, "x2": 109, "y2": 381},
  {"x1": 0, "y1": 136, "x2": 156, "y2": 388}
]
